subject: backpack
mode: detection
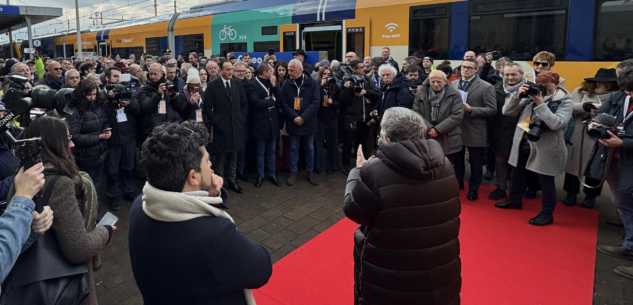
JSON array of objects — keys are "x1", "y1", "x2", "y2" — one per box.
[{"x1": 547, "y1": 99, "x2": 576, "y2": 145}]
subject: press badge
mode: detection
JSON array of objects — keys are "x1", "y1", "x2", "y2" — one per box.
[
  {"x1": 116, "y1": 108, "x2": 127, "y2": 123},
  {"x1": 517, "y1": 116, "x2": 531, "y2": 132},
  {"x1": 294, "y1": 97, "x2": 302, "y2": 110},
  {"x1": 158, "y1": 99, "x2": 166, "y2": 114},
  {"x1": 195, "y1": 109, "x2": 203, "y2": 122},
  {"x1": 323, "y1": 95, "x2": 329, "y2": 107}
]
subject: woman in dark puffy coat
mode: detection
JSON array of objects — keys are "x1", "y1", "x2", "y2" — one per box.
[
  {"x1": 344, "y1": 107, "x2": 461, "y2": 305},
  {"x1": 64, "y1": 79, "x2": 110, "y2": 196}
]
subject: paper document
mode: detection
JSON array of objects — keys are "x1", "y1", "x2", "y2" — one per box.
[{"x1": 458, "y1": 89, "x2": 468, "y2": 104}]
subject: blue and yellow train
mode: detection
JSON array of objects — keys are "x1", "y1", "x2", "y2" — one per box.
[{"x1": 8, "y1": 0, "x2": 633, "y2": 89}]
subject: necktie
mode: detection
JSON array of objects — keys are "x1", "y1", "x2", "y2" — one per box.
[
  {"x1": 225, "y1": 80, "x2": 232, "y2": 98},
  {"x1": 461, "y1": 81, "x2": 469, "y2": 91}
]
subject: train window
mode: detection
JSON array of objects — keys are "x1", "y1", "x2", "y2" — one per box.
[
  {"x1": 593, "y1": 0, "x2": 633, "y2": 61},
  {"x1": 469, "y1": 0, "x2": 568, "y2": 61},
  {"x1": 262, "y1": 26, "x2": 278, "y2": 36},
  {"x1": 283, "y1": 32, "x2": 296, "y2": 52},
  {"x1": 220, "y1": 43, "x2": 247, "y2": 56},
  {"x1": 146, "y1": 38, "x2": 161, "y2": 56},
  {"x1": 409, "y1": 4, "x2": 450, "y2": 59},
  {"x1": 183, "y1": 34, "x2": 204, "y2": 56},
  {"x1": 112, "y1": 48, "x2": 129, "y2": 58},
  {"x1": 130, "y1": 47, "x2": 144, "y2": 58},
  {"x1": 346, "y1": 27, "x2": 365, "y2": 59},
  {"x1": 254, "y1": 41, "x2": 280, "y2": 52}
]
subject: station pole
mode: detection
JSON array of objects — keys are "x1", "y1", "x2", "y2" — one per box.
[
  {"x1": 7, "y1": 0, "x2": 13, "y2": 59},
  {"x1": 75, "y1": 0, "x2": 83, "y2": 58},
  {"x1": 154, "y1": 0, "x2": 157, "y2": 16}
]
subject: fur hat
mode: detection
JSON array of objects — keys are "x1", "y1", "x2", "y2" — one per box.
[{"x1": 186, "y1": 68, "x2": 200, "y2": 84}]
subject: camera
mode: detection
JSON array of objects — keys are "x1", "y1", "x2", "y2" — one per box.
[
  {"x1": 491, "y1": 51, "x2": 502, "y2": 60},
  {"x1": 588, "y1": 113, "x2": 618, "y2": 139},
  {"x1": 164, "y1": 79, "x2": 177, "y2": 92},
  {"x1": 367, "y1": 111, "x2": 380, "y2": 127},
  {"x1": 105, "y1": 83, "x2": 133, "y2": 103},
  {"x1": 519, "y1": 84, "x2": 548, "y2": 99},
  {"x1": 340, "y1": 66, "x2": 364, "y2": 94},
  {"x1": 526, "y1": 117, "x2": 549, "y2": 142}
]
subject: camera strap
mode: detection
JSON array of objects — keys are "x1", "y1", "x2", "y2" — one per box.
[{"x1": 622, "y1": 96, "x2": 633, "y2": 125}]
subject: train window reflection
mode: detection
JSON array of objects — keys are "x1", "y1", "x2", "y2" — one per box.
[{"x1": 593, "y1": 0, "x2": 633, "y2": 61}]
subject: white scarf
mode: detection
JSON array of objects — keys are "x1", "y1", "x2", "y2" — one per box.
[{"x1": 142, "y1": 182, "x2": 256, "y2": 305}]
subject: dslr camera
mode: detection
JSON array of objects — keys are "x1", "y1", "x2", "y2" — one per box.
[
  {"x1": 588, "y1": 113, "x2": 618, "y2": 139},
  {"x1": 340, "y1": 66, "x2": 365, "y2": 94},
  {"x1": 491, "y1": 50, "x2": 502, "y2": 60},
  {"x1": 519, "y1": 84, "x2": 548, "y2": 99},
  {"x1": 164, "y1": 79, "x2": 178, "y2": 92},
  {"x1": 105, "y1": 74, "x2": 133, "y2": 104},
  {"x1": 367, "y1": 111, "x2": 380, "y2": 127},
  {"x1": 526, "y1": 117, "x2": 549, "y2": 142}
]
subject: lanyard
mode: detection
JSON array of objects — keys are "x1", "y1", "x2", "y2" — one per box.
[
  {"x1": 255, "y1": 77, "x2": 270, "y2": 96},
  {"x1": 624, "y1": 96, "x2": 633, "y2": 124},
  {"x1": 292, "y1": 78, "x2": 301, "y2": 96}
]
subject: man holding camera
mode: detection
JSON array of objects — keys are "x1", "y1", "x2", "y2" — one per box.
[
  {"x1": 340, "y1": 60, "x2": 379, "y2": 175},
  {"x1": 102, "y1": 67, "x2": 141, "y2": 211},
  {"x1": 591, "y1": 66, "x2": 633, "y2": 279},
  {"x1": 138, "y1": 63, "x2": 183, "y2": 136},
  {"x1": 166, "y1": 63, "x2": 185, "y2": 93},
  {"x1": 451, "y1": 58, "x2": 497, "y2": 200}
]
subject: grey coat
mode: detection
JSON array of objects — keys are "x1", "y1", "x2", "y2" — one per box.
[
  {"x1": 564, "y1": 88, "x2": 613, "y2": 176},
  {"x1": 450, "y1": 75, "x2": 497, "y2": 147},
  {"x1": 412, "y1": 78, "x2": 464, "y2": 155},
  {"x1": 503, "y1": 88, "x2": 574, "y2": 176}
]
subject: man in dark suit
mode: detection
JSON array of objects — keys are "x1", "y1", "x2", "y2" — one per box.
[
  {"x1": 203, "y1": 60, "x2": 249, "y2": 194},
  {"x1": 450, "y1": 58, "x2": 497, "y2": 201},
  {"x1": 247, "y1": 62, "x2": 283, "y2": 188}
]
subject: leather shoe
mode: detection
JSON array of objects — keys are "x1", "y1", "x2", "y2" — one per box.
[
  {"x1": 615, "y1": 266, "x2": 633, "y2": 280},
  {"x1": 237, "y1": 171, "x2": 249, "y2": 182},
  {"x1": 528, "y1": 213, "x2": 553, "y2": 226},
  {"x1": 495, "y1": 200, "x2": 522, "y2": 210},
  {"x1": 562, "y1": 192, "x2": 577, "y2": 206},
  {"x1": 488, "y1": 188, "x2": 507, "y2": 200},
  {"x1": 597, "y1": 244, "x2": 633, "y2": 260},
  {"x1": 254, "y1": 176, "x2": 264, "y2": 188},
  {"x1": 483, "y1": 170, "x2": 494, "y2": 180},
  {"x1": 524, "y1": 189, "x2": 537, "y2": 199},
  {"x1": 287, "y1": 172, "x2": 297, "y2": 186},
  {"x1": 268, "y1": 176, "x2": 282, "y2": 187},
  {"x1": 458, "y1": 181, "x2": 464, "y2": 190},
  {"x1": 108, "y1": 197, "x2": 120, "y2": 211},
  {"x1": 307, "y1": 171, "x2": 319, "y2": 186},
  {"x1": 467, "y1": 190, "x2": 478, "y2": 201},
  {"x1": 228, "y1": 182, "x2": 244, "y2": 194},
  {"x1": 581, "y1": 196, "x2": 596, "y2": 209}
]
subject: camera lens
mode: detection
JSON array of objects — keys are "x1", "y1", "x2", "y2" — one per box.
[{"x1": 31, "y1": 88, "x2": 58, "y2": 110}]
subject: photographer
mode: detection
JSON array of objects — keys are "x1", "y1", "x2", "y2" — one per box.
[
  {"x1": 102, "y1": 67, "x2": 141, "y2": 211},
  {"x1": 340, "y1": 59, "x2": 379, "y2": 175},
  {"x1": 138, "y1": 63, "x2": 184, "y2": 135},
  {"x1": 497, "y1": 71, "x2": 573, "y2": 226},
  {"x1": 590, "y1": 67, "x2": 633, "y2": 280},
  {"x1": 315, "y1": 66, "x2": 341, "y2": 175},
  {"x1": 65, "y1": 80, "x2": 111, "y2": 210}
]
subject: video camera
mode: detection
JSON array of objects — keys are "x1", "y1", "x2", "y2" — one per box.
[
  {"x1": 588, "y1": 113, "x2": 619, "y2": 139},
  {"x1": 105, "y1": 74, "x2": 134, "y2": 104},
  {"x1": 340, "y1": 65, "x2": 365, "y2": 94},
  {"x1": 1, "y1": 74, "x2": 73, "y2": 171}
]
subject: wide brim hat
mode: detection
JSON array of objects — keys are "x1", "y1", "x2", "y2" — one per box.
[
  {"x1": 292, "y1": 49, "x2": 308, "y2": 59},
  {"x1": 584, "y1": 68, "x2": 617, "y2": 82}
]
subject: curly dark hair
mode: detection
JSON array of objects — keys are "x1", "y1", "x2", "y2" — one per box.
[
  {"x1": 69, "y1": 79, "x2": 104, "y2": 116},
  {"x1": 141, "y1": 121, "x2": 210, "y2": 192}
]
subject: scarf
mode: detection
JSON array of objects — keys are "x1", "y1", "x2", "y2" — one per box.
[
  {"x1": 428, "y1": 86, "x2": 446, "y2": 125},
  {"x1": 141, "y1": 182, "x2": 256, "y2": 305},
  {"x1": 503, "y1": 78, "x2": 526, "y2": 95},
  {"x1": 149, "y1": 76, "x2": 167, "y2": 91}
]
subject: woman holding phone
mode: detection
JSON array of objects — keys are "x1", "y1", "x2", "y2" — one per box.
[
  {"x1": 64, "y1": 80, "x2": 110, "y2": 205},
  {"x1": 175, "y1": 68, "x2": 205, "y2": 122}
]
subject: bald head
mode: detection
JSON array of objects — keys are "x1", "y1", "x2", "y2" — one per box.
[
  {"x1": 429, "y1": 70, "x2": 448, "y2": 92},
  {"x1": 288, "y1": 59, "x2": 303, "y2": 80},
  {"x1": 464, "y1": 51, "x2": 476, "y2": 60},
  {"x1": 129, "y1": 64, "x2": 142, "y2": 78},
  {"x1": 429, "y1": 70, "x2": 447, "y2": 80}
]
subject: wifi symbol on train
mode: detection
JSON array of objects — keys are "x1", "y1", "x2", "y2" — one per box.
[{"x1": 385, "y1": 23, "x2": 398, "y2": 33}]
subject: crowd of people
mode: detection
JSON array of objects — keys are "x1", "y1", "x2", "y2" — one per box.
[{"x1": 0, "y1": 44, "x2": 631, "y2": 304}]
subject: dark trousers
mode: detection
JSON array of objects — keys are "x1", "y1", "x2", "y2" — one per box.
[
  {"x1": 214, "y1": 152, "x2": 238, "y2": 184},
  {"x1": 526, "y1": 171, "x2": 541, "y2": 191},
  {"x1": 256, "y1": 138, "x2": 277, "y2": 178},
  {"x1": 83, "y1": 163, "x2": 104, "y2": 210},
  {"x1": 454, "y1": 146, "x2": 485, "y2": 191},
  {"x1": 315, "y1": 118, "x2": 339, "y2": 172},
  {"x1": 342, "y1": 121, "x2": 369, "y2": 168},
  {"x1": 509, "y1": 150, "x2": 557, "y2": 217},
  {"x1": 105, "y1": 140, "x2": 136, "y2": 199},
  {"x1": 486, "y1": 147, "x2": 496, "y2": 172},
  {"x1": 563, "y1": 172, "x2": 603, "y2": 197}
]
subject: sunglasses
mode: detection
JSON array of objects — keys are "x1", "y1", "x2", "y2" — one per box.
[
  {"x1": 534, "y1": 61, "x2": 550, "y2": 67},
  {"x1": 52, "y1": 67, "x2": 63, "y2": 71}
]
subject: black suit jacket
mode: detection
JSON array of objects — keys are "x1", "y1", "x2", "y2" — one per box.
[{"x1": 203, "y1": 78, "x2": 249, "y2": 152}]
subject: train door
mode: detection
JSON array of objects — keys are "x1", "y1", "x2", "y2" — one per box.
[
  {"x1": 98, "y1": 42, "x2": 110, "y2": 57},
  {"x1": 344, "y1": 19, "x2": 371, "y2": 60},
  {"x1": 300, "y1": 23, "x2": 343, "y2": 62}
]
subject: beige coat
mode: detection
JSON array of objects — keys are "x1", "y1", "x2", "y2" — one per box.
[
  {"x1": 564, "y1": 87, "x2": 613, "y2": 176},
  {"x1": 502, "y1": 88, "x2": 574, "y2": 176}
]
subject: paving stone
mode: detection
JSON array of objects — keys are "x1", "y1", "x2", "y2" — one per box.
[
  {"x1": 262, "y1": 229, "x2": 299, "y2": 251},
  {"x1": 247, "y1": 228, "x2": 272, "y2": 244},
  {"x1": 284, "y1": 205, "x2": 316, "y2": 221},
  {"x1": 290, "y1": 229, "x2": 321, "y2": 248},
  {"x1": 259, "y1": 194, "x2": 290, "y2": 209},
  {"x1": 236, "y1": 216, "x2": 269, "y2": 235},
  {"x1": 313, "y1": 216, "x2": 342, "y2": 233},
  {"x1": 309, "y1": 203, "x2": 342, "y2": 221},
  {"x1": 235, "y1": 205, "x2": 268, "y2": 221},
  {"x1": 271, "y1": 244, "x2": 297, "y2": 263},
  {"x1": 260, "y1": 205, "x2": 292, "y2": 221},
  {"x1": 260, "y1": 216, "x2": 294, "y2": 235},
  {"x1": 287, "y1": 216, "x2": 321, "y2": 235}
]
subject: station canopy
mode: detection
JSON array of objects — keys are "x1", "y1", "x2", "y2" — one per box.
[{"x1": 0, "y1": 5, "x2": 63, "y2": 35}]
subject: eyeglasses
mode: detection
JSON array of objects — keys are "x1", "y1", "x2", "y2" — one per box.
[
  {"x1": 356, "y1": 65, "x2": 365, "y2": 69},
  {"x1": 52, "y1": 67, "x2": 63, "y2": 71},
  {"x1": 68, "y1": 134, "x2": 73, "y2": 141},
  {"x1": 534, "y1": 61, "x2": 550, "y2": 67},
  {"x1": 461, "y1": 66, "x2": 476, "y2": 71}
]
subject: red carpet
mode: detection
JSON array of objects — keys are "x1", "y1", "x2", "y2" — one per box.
[{"x1": 253, "y1": 183, "x2": 599, "y2": 304}]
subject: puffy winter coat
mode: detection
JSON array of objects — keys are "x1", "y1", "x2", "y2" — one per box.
[
  {"x1": 64, "y1": 101, "x2": 110, "y2": 169},
  {"x1": 344, "y1": 138, "x2": 461, "y2": 305}
]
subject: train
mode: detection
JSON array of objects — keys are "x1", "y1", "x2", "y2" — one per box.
[{"x1": 2, "y1": 0, "x2": 631, "y2": 90}]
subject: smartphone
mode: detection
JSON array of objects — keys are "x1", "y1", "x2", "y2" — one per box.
[
  {"x1": 98, "y1": 212, "x2": 119, "y2": 226},
  {"x1": 119, "y1": 74, "x2": 131, "y2": 82},
  {"x1": 103, "y1": 127, "x2": 112, "y2": 133},
  {"x1": 268, "y1": 48, "x2": 275, "y2": 56},
  {"x1": 193, "y1": 85, "x2": 201, "y2": 94}
]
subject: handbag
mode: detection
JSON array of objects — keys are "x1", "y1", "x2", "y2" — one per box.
[{"x1": 1, "y1": 175, "x2": 90, "y2": 305}]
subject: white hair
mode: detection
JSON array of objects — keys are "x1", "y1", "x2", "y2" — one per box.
[
  {"x1": 378, "y1": 64, "x2": 397, "y2": 77},
  {"x1": 10, "y1": 62, "x2": 28, "y2": 72},
  {"x1": 380, "y1": 107, "x2": 428, "y2": 142},
  {"x1": 289, "y1": 59, "x2": 303, "y2": 71},
  {"x1": 429, "y1": 70, "x2": 447, "y2": 80},
  {"x1": 330, "y1": 60, "x2": 340, "y2": 70},
  {"x1": 233, "y1": 61, "x2": 247, "y2": 70},
  {"x1": 180, "y1": 63, "x2": 192, "y2": 74},
  {"x1": 64, "y1": 69, "x2": 79, "y2": 78}
]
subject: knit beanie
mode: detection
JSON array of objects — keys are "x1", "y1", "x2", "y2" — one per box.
[
  {"x1": 186, "y1": 68, "x2": 200, "y2": 84},
  {"x1": 423, "y1": 56, "x2": 434, "y2": 64}
]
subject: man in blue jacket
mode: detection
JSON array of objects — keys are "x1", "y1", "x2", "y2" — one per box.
[
  {"x1": 280, "y1": 59, "x2": 320, "y2": 186},
  {"x1": 129, "y1": 121, "x2": 272, "y2": 304}
]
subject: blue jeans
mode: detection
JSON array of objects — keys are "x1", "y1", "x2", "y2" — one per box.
[
  {"x1": 256, "y1": 138, "x2": 277, "y2": 178},
  {"x1": 509, "y1": 150, "x2": 557, "y2": 217},
  {"x1": 289, "y1": 134, "x2": 315, "y2": 172},
  {"x1": 0, "y1": 196, "x2": 38, "y2": 283},
  {"x1": 606, "y1": 159, "x2": 633, "y2": 250}
]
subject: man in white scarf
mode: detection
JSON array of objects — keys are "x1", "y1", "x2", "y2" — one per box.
[{"x1": 128, "y1": 121, "x2": 271, "y2": 305}]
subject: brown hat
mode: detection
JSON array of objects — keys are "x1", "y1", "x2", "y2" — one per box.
[{"x1": 114, "y1": 61, "x2": 129, "y2": 71}]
